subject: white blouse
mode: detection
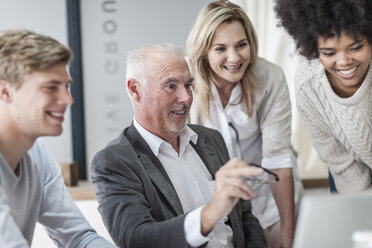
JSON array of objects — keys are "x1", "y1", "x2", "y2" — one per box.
[{"x1": 190, "y1": 57, "x2": 303, "y2": 228}]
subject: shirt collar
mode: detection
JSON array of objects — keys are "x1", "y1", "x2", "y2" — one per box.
[{"x1": 133, "y1": 117, "x2": 198, "y2": 157}]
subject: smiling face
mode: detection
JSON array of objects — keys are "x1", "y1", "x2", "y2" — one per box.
[
  {"x1": 207, "y1": 21, "x2": 251, "y2": 89},
  {"x1": 317, "y1": 31, "x2": 372, "y2": 97},
  {"x1": 133, "y1": 53, "x2": 193, "y2": 143},
  {"x1": 8, "y1": 63, "x2": 73, "y2": 140}
]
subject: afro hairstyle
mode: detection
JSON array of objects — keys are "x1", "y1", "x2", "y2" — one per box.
[{"x1": 274, "y1": 0, "x2": 372, "y2": 59}]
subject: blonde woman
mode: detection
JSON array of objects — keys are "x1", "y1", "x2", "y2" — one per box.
[{"x1": 187, "y1": 1, "x2": 303, "y2": 247}]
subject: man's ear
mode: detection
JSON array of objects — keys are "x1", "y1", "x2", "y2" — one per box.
[
  {"x1": 127, "y1": 78, "x2": 140, "y2": 101},
  {"x1": 0, "y1": 80, "x2": 13, "y2": 103}
]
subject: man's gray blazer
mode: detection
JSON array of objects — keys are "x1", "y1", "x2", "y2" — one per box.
[{"x1": 91, "y1": 123, "x2": 266, "y2": 248}]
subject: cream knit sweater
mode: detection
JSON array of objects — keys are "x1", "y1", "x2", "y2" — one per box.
[{"x1": 295, "y1": 59, "x2": 372, "y2": 193}]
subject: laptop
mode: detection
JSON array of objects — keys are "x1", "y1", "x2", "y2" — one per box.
[{"x1": 294, "y1": 191, "x2": 372, "y2": 248}]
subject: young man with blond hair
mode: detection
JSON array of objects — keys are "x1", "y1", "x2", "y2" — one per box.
[{"x1": 0, "y1": 29, "x2": 115, "y2": 247}]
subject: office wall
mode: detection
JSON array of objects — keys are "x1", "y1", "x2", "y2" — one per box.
[
  {"x1": 0, "y1": 0, "x2": 73, "y2": 163},
  {"x1": 0, "y1": 0, "x2": 211, "y2": 177},
  {"x1": 80, "y1": 0, "x2": 210, "y2": 178}
]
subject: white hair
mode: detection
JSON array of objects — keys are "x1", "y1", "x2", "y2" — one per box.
[{"x1": 126, "y1": 43, "x2": 185, "y2": 87}]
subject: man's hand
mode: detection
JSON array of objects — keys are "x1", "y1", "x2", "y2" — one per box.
[{"x1": 200, "y1": 158, "x2": 263, "y2": 235}]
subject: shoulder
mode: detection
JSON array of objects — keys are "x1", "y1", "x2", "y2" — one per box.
[
  {"x1": 92, "y1": 131, "x2": 131, "y2": 160},
  {"x1": 254, "y1": 57, "x2": 285, "y2": 80},
  {"x1": 253, "y1": 57, "x2": 287, "y2": 92},
  {"x1": 295, "y1": 59, "x2": 322, "y2": 94},
  {"x1": 253, "y1": 57, "x2": 290, "y2": 105},
  {"x1": 91, "y1": 131, "x2": 138, "y2": 172}
]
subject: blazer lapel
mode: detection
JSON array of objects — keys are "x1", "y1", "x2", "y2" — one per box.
[
  {"x1": 190, "y1": 131, "x2": 221, "y2": 178},
  {"x1": 125, "y1": 123, "x2": 184, "y2": 216}
]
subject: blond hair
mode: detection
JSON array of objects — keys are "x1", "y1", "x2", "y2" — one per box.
[
  {"x1": 0, "y1": 29, "x2": 72, "y2": 87},
  {"x1": 186, "y1": 0, "x2": 258, "y2": 121}
]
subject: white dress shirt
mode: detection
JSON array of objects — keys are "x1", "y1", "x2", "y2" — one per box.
[{"x1": 134, "y1": 118, "x2": 233, "y2": 247}]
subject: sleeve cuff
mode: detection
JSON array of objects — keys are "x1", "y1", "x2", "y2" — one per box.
[
  {"x1": 262, "y1": 153, "x2": 296, "y2": 169},
  {"x1": 184, "y1": 206, "x2": 210, "y2": 247}
]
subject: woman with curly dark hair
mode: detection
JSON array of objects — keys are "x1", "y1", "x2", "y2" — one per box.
[{"x1": 274, "y1": 0, "x2": 372, "y2": 193}]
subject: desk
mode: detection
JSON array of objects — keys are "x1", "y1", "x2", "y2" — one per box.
[
  {"x1": 67, "y1": 179, "x2": 329, "y2": 201},
  {"x1": 67, "y1": 181, "x2": 96, "y2": 200}
]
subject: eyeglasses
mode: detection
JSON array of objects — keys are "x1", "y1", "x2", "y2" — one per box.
[{"x1": 228, "y1": 122, "x2": 279, "y2": 184}]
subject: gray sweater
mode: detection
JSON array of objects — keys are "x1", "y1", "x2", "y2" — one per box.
[
  {"x1": 0, "y1": 140, "x2": 116, "y2": 247},
  {"x1": 295, "y1": 59, "x2": 372, "y2": 193}
]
